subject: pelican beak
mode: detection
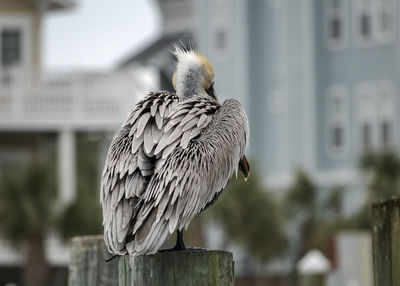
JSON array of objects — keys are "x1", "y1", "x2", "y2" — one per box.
[
  {"x1": 239, "y1": 155, "x2": 250, "y2": 181},
  {"x1": 205, "y1": 82, "x2": 216, "y2": 99}
]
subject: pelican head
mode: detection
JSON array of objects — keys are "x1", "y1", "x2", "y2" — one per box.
[{"x1": 172, "y1": 48, "x2": 216, "y2": 99}]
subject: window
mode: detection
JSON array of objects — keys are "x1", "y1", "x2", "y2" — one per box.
[
  {"x1": 209, "y1": 0, "x2": 230, "y2": 59},
  {"x1": 353, "y1": 0, "x2": 394, "y2": 46},
  {"x1": 373, "y1": 0, "x2": 394, "y2": 42},
  {"x1": 1, "y1": 29, "x2": 21, "y2": 67},
  {"x1": 333, "y1": 125, "x2": 344, "y2": 148},
  {"x1": 377, "y1": 82, "x2": 395, "y2": 147},
  {"x1": 324, "y1": 0, "x2": 349, "y2": 50},
  {"x1": 326, "y1": 85, "x2": 349, "y2": 157},
  {"x1": 362, "y1": 122, "x2": 373, "y2": 148},
  {"x1": 215, "y1": 29, "x2": 226, "y2": 51},
  {"x1": 353, "y1": 0, "x2": 373, "y2": 44},
  {"x1": 381, "y1": 120, "x2": 392, "y2": 146},
  {"x1": 0, "y1": 14, "x2": 31, "y2": 86},
  {"x1": 355, "y1": 84, "x2": 376, "y2": 150},
  {"x1": 355, "y1": 81, "x2": 395, "y2": 150}
]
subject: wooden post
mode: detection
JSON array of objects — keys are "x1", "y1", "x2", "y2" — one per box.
[
  {"x1": 298, "y1": 274, "x2": 326, "y2": 286},
  {"x1": 69, "y1": 235, "x2": 118, "y2": 286},
  {"x1": 119, "y1": 250, "x2": 234, "y2": 286},
  {"x1": 372, "y1": 197, "x2": 400, "y2": 286},
  {"x1": 297, "y1": 249, "x2": 330, "y2": 286}
]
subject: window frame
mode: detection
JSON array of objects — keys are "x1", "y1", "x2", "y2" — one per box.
[
  {"x1": 325, "y1": 85, "x2": 350, "y2": 159},
  {"x1": 1, "y1": 28, "x2": 22, "y2": 67},
  {"x1": 324, "y1": 0, "x2": 350, "y2": 51},
  {"x1": 372, "y1": 0, "x2": 395, "y2": 43},
  {"x1": 0, "y1": 13, "x2": 31, "y2": 71},
  {"x1": 376, "y1": 81, "x2": 396, "y2": 148},
  {"x1": 207, "y1": 0, "x2": 232, "y2": 61},
  {"x1": 354, "y1": 82, "x2": 378, "y2": 151},
  {"x1": 352, "y1": 0, "x2": 395, "y2": 47}
]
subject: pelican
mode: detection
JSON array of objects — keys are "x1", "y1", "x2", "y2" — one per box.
[{"x1": 101, "y1": 47, "x2": 250, "y2": 256}]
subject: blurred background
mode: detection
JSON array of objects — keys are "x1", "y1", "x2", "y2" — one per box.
[{"x1": 0, "y1": 0, "x2": 398, "y2": 285}]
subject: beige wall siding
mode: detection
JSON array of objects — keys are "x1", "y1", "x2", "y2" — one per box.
[
  {"x1": 0, "y1": 0, "x2": 34, "y2": 12},
  {"x1": 0, "y1": 0, "x2": 41, "y2": 71}
]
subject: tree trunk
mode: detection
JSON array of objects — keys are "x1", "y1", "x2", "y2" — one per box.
[
  {"x1": 24, "y1": 232, "x2": 49, "y2": 286},
  {"x1": 289, "y1": 218, "x2": 314, "y2": 286}
]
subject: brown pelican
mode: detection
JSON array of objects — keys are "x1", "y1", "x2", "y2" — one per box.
[{"x1": 101, "y1": 48, "x2": 250, "y2": 256}]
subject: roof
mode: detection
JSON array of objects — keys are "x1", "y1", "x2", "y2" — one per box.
[
  {"x1": 118, "y1": 32, "x2": 192, "y2": 68},
  {"x1": 297, "y1": 249, "x2": 331, "y2": 274}
]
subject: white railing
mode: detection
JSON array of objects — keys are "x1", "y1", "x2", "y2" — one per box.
[{"x1": 0, "y1": 67, "x2": 155, "y2": 130}]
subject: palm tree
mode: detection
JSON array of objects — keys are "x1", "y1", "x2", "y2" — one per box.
[
  {"x1": 360, "y1": 149, "x2": 400, "y2": 202},
  {"x1": 284, "y1": 170, "x2": 317, "y2": 285},
  {"x1": 0, "y1": 156, "x2": 57, "y2": 286},
  {"x1": 0, "y1": 134, "x2": 105, "y2": 286},
  {"x1": 341, "y1": 149, "x2": 400, "y2": 230},
  {"x1": 284, "y1": 170, "x2": 346, "y2": 285},
  {"x1": 210, "y1": 169, "x2": 286, "y2": 262}
]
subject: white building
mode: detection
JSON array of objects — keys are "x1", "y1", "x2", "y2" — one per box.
[{"x1": 0, "y1": 0, "x2": 156, "y2": 284}]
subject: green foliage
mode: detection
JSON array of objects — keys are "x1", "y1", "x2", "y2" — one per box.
[
  {"x1": 323, "y1": 186, "x2": 343, "y2": 219},
  {"x1": 360, "y1": 149, "x2": 400, "y2": 202},
  {"x1": 283, "y1": 171, "x2": 347, "y2": 258},
  {"x1": 339, "y1": 149, "x2": 400, "y2": 230},
  {"x1": 285, "y1": 170, "x2": 317, "y2": 218},
  {"x1": 0, "y1": 156, "x2": 57, "y2": 243},
  {"x1": 60, "y1": 191, "x2": 102, "y2": 238},
  {"x1": 210, "y1": 169, "x2": 286, "y2": 262}
]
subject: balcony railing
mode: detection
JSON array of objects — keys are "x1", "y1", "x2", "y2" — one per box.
[{"x1": 0, "y1": 68, "x2": 154, "y2": 131}]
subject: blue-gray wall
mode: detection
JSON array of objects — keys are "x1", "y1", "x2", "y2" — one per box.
[{"x1": 195, "y1": 0, "x2": 400, "y2": 209}]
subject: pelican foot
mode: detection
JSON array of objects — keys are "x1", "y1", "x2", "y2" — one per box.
[{"x1": 105, "y1": 253, "x2": 119, "y2": 262}]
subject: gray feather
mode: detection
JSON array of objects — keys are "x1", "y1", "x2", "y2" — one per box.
[
  {"x1": 136, "y1": 113, "x2": 151, "y2": 138},
  {"x1": 143, "y1": 123, "x2": 154, "y2": 154},
  {"x1": 159, "y1": 103, "x2": 166, "y2": 117},
  {"x1": 162, "y1": 139, "x2": 180, "y2": 159},
  {"x1": 155, "y1": 112, "x2": 163, "y2": 129},
  {"x1": 101, "y1": 90, "x2": 249, "y2": 257},
  {"x1": 179, "y1": 112, "x2": 197, "y2": 126},
  {"x1": 131, "y1": 133, "x2": 143, "y2": 154},
  {"x1": 167, "y1": 125, "x2": 183, "y2": 144},
  {"x1": 197, "y1": 113, "x2": 208, "y2": 127},
  {"x1": 182, "y1": 117, "x2": 199, "y2": 132}
]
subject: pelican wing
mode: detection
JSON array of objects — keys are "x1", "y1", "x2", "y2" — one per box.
[
  {"x1": 101, "y1": 91, "x2": 180, "y2": 254},
  {"x1": 125, "y1": 97, "x2": 249, "y2": 255}
]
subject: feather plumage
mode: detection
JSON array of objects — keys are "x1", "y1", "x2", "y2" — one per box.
[{"x1": 101, "y1": 51, "x2": 249, "y2": 256}]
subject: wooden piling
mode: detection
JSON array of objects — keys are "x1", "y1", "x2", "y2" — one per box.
[
  {"x1": 118, "y1": 249, "x2": 234, "y2": 286},
  {"x1": 68, "y1": 235, "x2": 118, "y2": 286},
  {"x1": 372, "y1": 197, "x2": 400, "y2": 286},
  {"x1": 298, "y1": 274, "x2": 326, "y2": 286}
]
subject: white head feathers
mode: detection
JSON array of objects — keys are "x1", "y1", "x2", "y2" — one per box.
[{"x1": 172, "y1": 47, "x2": 214, "y2": 98}]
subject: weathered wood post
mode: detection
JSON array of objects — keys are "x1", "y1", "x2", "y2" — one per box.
[
  {"x1": 119, "y1": 250, "x2": 234, "y2": 286},
  {"x1": 69, "y1": 236, "x2": 234, "y2": 285},
  {"x1": 372, "y1": 197, "x2": 400, "y2": 286},
  {"x1": 69, "y1": 235, "x2": 118, "y2": 286}
]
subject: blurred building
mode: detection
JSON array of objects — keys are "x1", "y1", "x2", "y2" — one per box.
[
  {"x1": 119, "y1": 0, "x2": 193, "y2": 91},
  {"x1": 123, "y1": 0, "x2": 398, "y2": 215},
  {"x1": 331, "y1": 231, "x2": 373, "y2": 286},
  {"x1": 0, "y1": 0, "x2": 155, "y2": 284},
  {"x1": 191, "y1": 0, "x2": 397, "y2": 215},
  {"x1": 197, "y1": 0, "x2": 391, "y2": 283},
  {"x1": 122, "y1": 0, "x2": 396, "y2": 282}
]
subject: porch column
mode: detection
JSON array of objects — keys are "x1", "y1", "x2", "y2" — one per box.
[{"x1": 58, "y1": 129, "x2": 76, "y2": 206}]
